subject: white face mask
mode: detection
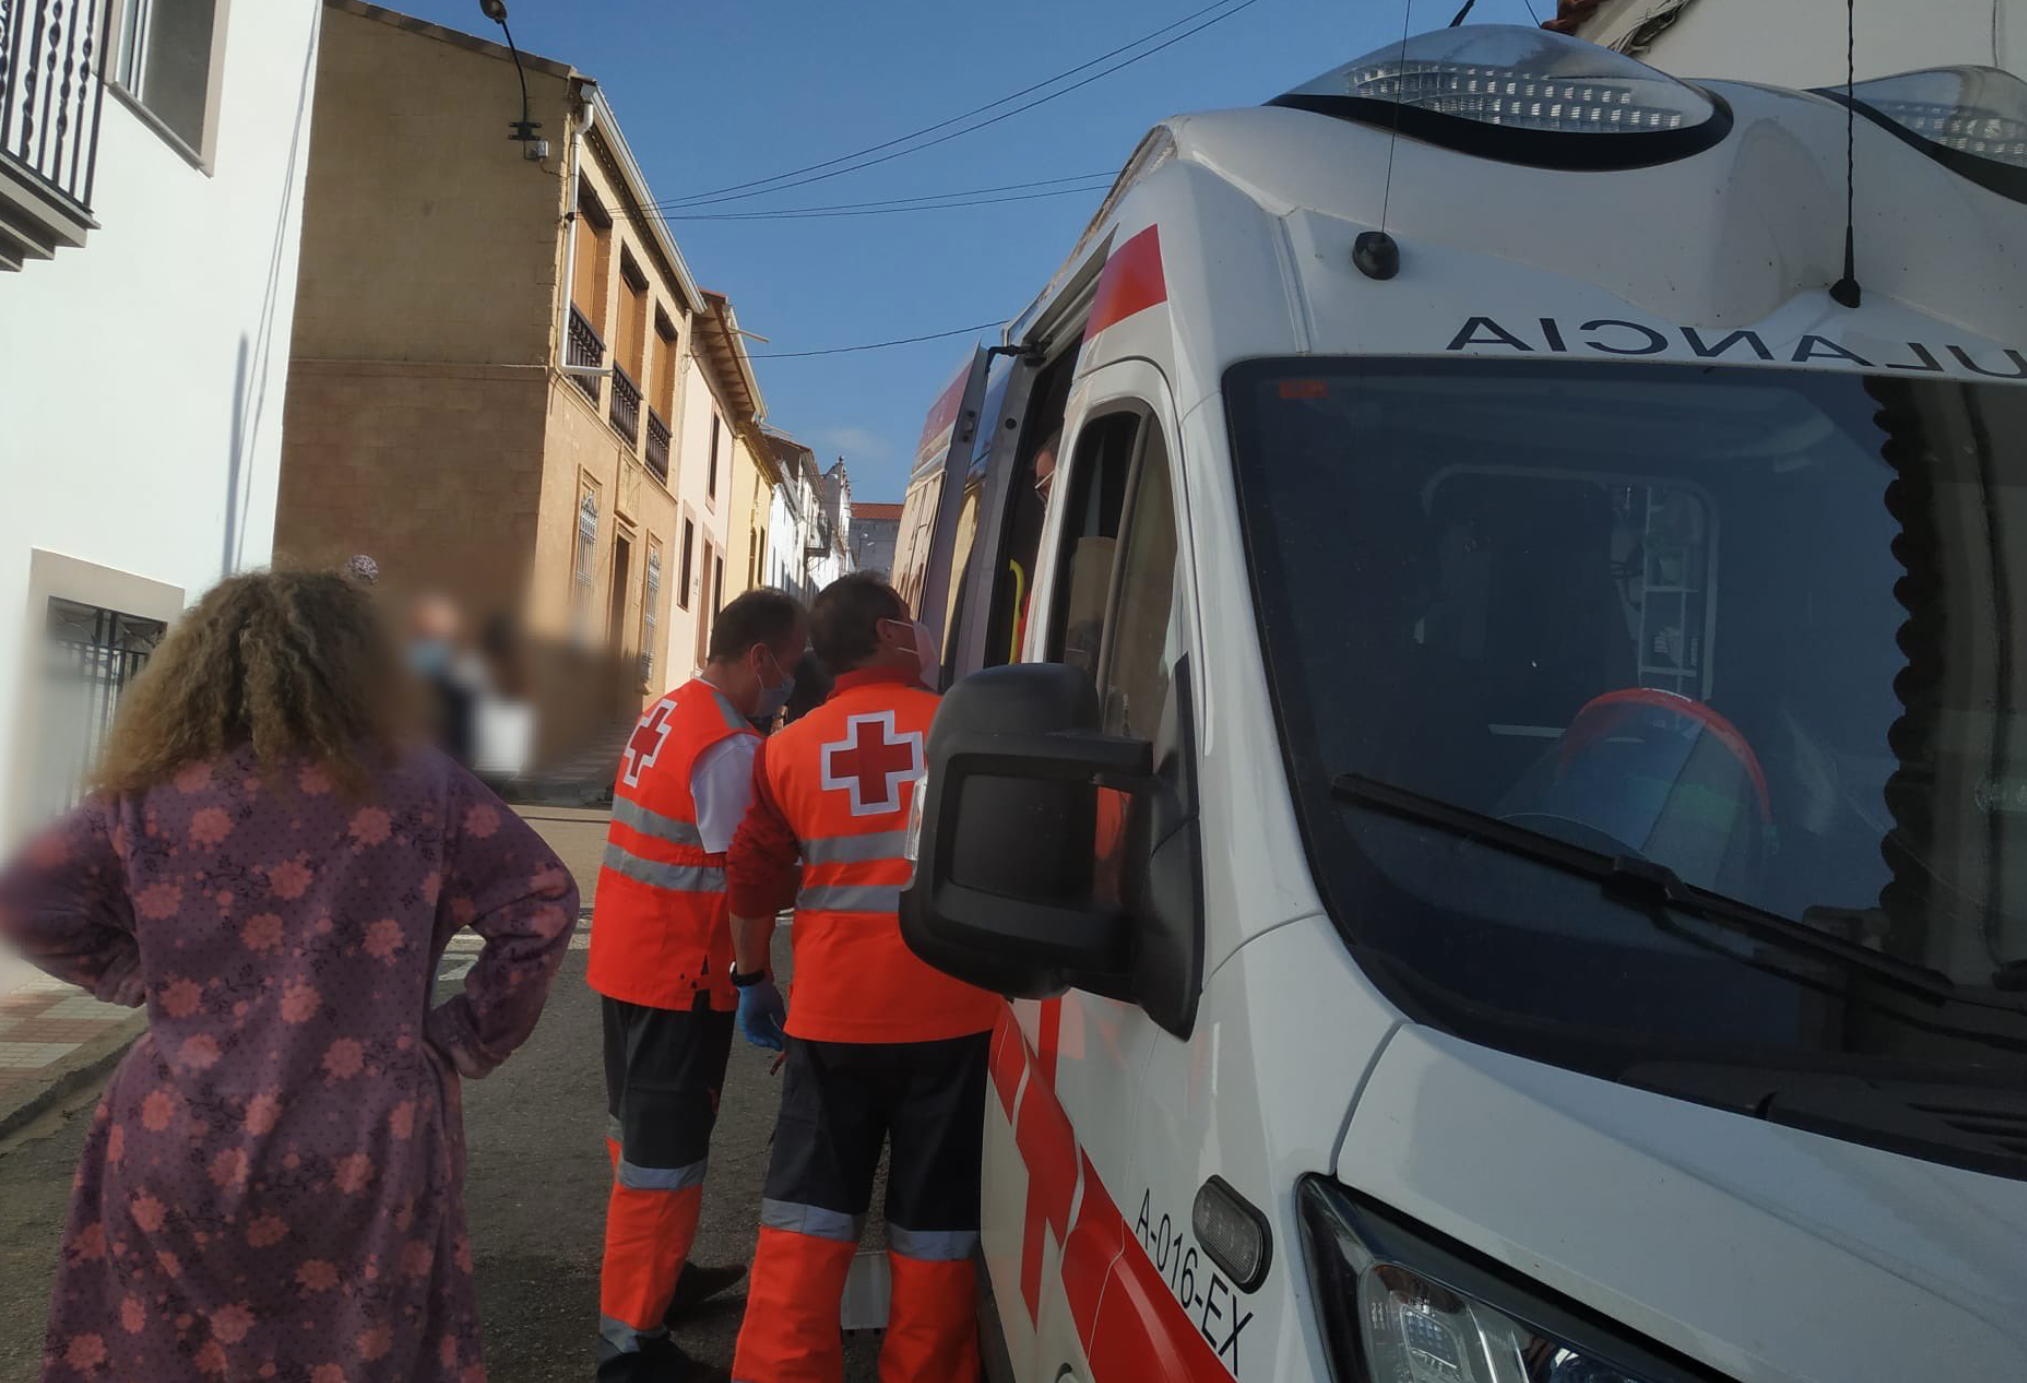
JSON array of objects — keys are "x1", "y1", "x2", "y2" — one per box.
[{"x1": 884, "y1": 618, "x2": 941, "y2": 690}]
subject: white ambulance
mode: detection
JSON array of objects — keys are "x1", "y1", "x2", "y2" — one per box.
[{"x1": 896, "y1": 25, "x2": 2027, "y2": 1383}]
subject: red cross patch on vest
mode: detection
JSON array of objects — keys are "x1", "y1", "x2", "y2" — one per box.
[
  {"x1": 621, "y1": 699, "x2": 676, "y2": 789},
  {"x1": 819, "y1": 711, "x2": 923, "y2": 817}
]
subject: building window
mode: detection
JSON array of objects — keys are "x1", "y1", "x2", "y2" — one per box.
[
  {"x1": 114, "y1": 0, "x2": 227, "y2": 161},
  {"x1": 678, "y1": 516, "x2": 695, "y2": 611},
  {"x1": 708, "y1": 413, "x2": 721, "y2": 501},
  {"x1": 714, "y1": 556, "x2": 724, "y2": 614},
  {"x1": 642, "y1": 541, "x2": 662, "y2": 686},
  {"x1": 573, "y1": 486, "x2": 600, "y2": 638},
  {"x1": 39, "y1": 598, "x2": 166, "y2": 815}
]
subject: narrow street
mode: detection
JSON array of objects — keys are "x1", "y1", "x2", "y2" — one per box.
[{"x1": 0, "y1": 809, "x2": 884, "y2": 1382}]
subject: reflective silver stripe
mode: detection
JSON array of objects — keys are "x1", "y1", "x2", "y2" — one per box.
[
  {"x1": 887, "y1": 1225, "x2": 979, "y2": 1262},
  {"x1": 602, "y1": 841, "x2": 726, "y2": 894},
  {"x1": 599, "y1": 1314, "x2": 668, "y2": 1353},
  {"x1": 611, "y1": 797, "x2": 704, "y2": 848},
  {"x1": 760, "y1": 1197, "x2": 864, "y2": 1243},
  {"x1": 796, "y1": 883, "x2": 903, "y2": 913},
  {"x1": 801, "y1": 831, "x2": 910, "y2": 866},
  {"x1": 605, "y1": 1114, "x2": 623, "y2": 1144},
  {"x1": 617, "y1": 1156, "x2": 708, "y2": 1192}
]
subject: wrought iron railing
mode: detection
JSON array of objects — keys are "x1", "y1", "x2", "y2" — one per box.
[
  {"x1": 1, "y1": 0, "x2": 111, "y2": 216},
  {"x1": 645, "y1": 408, "x2": 672, "y2": 482},
  {"x1": 609, "y1": 364, "x2": 642, "y2": 446},
  {"x1": 566, "y1": 305, "x2": 604, "y2": 401}
]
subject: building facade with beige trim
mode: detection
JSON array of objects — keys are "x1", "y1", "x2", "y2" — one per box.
[{"x1": 275, "y1": 0, "x2": 763, "y2": 764}]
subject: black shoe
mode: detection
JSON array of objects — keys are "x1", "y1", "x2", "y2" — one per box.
[
  {"x1": 670, "y1": 1354, "x2": 729, "y2": 1383},
  {"x1": 596, "y1": 1333, "x2": 729, "y2": 1383},
  {"x1": 664, "y1": 1262, "x2": 747, "y2": 1321}
]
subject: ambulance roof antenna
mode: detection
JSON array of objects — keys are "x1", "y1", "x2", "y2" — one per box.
[
  {"x1": 1829, "y1": 0, "x2": 1863, "y2": 308},
  {"x1": 1355, "y1": 0, "x2": 1414, "y2": 281}
]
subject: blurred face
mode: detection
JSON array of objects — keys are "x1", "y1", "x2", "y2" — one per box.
[
  {"x1": 405, "y1": 595, "x2": 460, "y2": 675},
  {"x1": 1034, "y1": 443, "x2": 1058, "y2": 506}
]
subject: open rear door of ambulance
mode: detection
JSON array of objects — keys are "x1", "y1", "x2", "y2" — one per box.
[{"x1": 893, "y1": 346, "x2": 994, "y2": 650}]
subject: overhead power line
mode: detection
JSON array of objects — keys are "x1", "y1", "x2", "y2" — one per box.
[
  {"x1": 663, "y1": 0, "x2": 1265, "y2": 211},
  {"x1": 750, "y1": 320, "x2": 1007, "y2": 360},
  {"x1": 661, "y1": 0, "x2": 1245, "y2": 209},
  {"x1": 663, "y1": 182, "x2": 1114, "y2": 222},
  {"x1": 643, "y1": 171, "x2": 1117, "y2": 217}
]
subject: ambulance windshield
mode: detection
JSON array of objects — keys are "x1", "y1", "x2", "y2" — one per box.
[{"x1": 1223, "y1": 359, "x2": 2027, "y2": 1077}]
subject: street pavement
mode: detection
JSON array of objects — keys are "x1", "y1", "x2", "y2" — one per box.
[{"x1": 0, "y1": 806, "x2": 886, "y2": 1382}]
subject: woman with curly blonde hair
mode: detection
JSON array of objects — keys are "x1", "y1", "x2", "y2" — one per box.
[{"x1": 0, "y1": 570, "x2": 579, "y2": 1383}]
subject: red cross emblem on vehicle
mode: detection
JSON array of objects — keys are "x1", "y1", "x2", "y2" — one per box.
[
  {"x1": 820, "y1": 712, "x2": 924, "y2": 817},
  {"x1": 621, "y1": 700, "x2": 675, "y2": 787}
]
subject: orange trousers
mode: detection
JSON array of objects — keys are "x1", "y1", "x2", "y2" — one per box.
[
  {"x1": 598, "y1": 995, "x2": 734, "y2": 1380},
  {"x1": 732, "y1": 1032, "x2": 990, "y2": 1382}
]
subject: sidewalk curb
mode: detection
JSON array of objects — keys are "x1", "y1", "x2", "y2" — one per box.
[{"x1": 0, "y1": 1012, "x2": 147, "y2": 1142}]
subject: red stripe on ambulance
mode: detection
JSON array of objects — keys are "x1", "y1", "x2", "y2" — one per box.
[
  {"x1": 995, "y1": 1003, "x2": 1235, "y2": 1380},
  {"x1": 1085, "y1": 225, "x2": 1167, "y2": 339}
]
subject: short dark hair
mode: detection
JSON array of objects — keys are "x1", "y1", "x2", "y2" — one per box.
[
  {"x1": 708, "y1": 588, "x2": 805, "y2": 662},
  {"x1": 809, "y1": 573, "x2": 907, "y2": 675}
]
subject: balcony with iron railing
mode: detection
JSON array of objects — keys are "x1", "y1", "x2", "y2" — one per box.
[
  {"x1": 609, "y1": 364, "x2": 642, "y2": 448},
  {"x1": 645, "y1": 408, "x2": 672, "y2": 483},
  {"x1": 1, "y1": 0, "x2": 110, "y2": 271},
  {"x1": 566, "y1": 305, "x2": 604, "y2": 402}
]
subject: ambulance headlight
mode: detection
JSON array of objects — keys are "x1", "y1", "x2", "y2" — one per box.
[
  {"x1": 1272, "y1": 24, "x2": 1730, "y2": 170},
  {"x1": 1824, "y1": 66, "x2": 2027, "y2": 202},
  {"x1": 1298, "y1": 1179, "x2": 1690, "y2": 1383}
]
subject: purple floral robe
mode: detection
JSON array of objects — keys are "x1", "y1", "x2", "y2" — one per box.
[{"x1": 0, "y1": 745, "x2": 579, "y2": 1383}]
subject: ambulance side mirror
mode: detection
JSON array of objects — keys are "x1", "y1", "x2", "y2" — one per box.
[{"x1": 900, "y1": 663, "x2": 1144, "y2": 999}]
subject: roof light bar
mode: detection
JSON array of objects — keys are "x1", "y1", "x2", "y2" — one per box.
[
  {"x1": 1271, "y1": 25, "x2": 1729, "y2": 171},
  {"x1": 1820, "y1": 66, "x2": 2027, "y2": 204}
]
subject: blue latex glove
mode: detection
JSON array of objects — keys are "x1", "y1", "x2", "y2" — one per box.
[{"x1": 735, "y1": 976, "x2": 787, "y2": 1051}]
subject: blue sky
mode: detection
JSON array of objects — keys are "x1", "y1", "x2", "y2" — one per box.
[{"x1": 393, "y1": 0, "x2": 1544, "y2": 500}]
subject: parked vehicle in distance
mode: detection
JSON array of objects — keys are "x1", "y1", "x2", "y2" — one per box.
[{"x1": 896, "y1": 25, "x2": 2027, "y2": 1383}]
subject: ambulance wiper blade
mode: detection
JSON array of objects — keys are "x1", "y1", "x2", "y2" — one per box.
[{"x1": 1328, "y1": 773, "x2": 1989, "y2": 1008}]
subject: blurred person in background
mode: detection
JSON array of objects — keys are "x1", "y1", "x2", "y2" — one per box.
[
  {"x1": 473, "y1": 611, "x2": 537, "y2": 797},
  {"x1": 406, "y1": 591, "x2": 480, "y2": 769},
  {"x1": 0, "y1": 569, "x2": 579, "y2": 1383}
]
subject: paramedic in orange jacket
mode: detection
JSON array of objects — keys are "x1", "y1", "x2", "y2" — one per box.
[
  {"x1": 725, "y1": 574, "x2": 1002, "y2": 1383},
  {"x1": 589, "y1": 589, "x2": 807, "y2": 1383}
]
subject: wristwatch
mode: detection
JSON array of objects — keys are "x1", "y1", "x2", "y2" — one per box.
[{"x1": 729, "y1": 965, "x2": 769, "y2": 989}]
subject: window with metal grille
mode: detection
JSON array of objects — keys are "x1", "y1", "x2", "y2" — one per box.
[
  {"x1": 642, "y1": 543, "x2": 662, "y2": 685},
  {"x1": 38, "y1": 598, "x2": 166, "y2": 815},
  {"x1": 678, "y1": 517, "x2": 695, "y2": 611},
  {"x1": 709, "y1": 413, "x2": 721, "y2": 501},
  {"x1": 573, "y1": 488, "x2": 600, "y2": 638}
]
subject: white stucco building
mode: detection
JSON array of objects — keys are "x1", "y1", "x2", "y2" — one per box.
[
  {"x1": 763, "y1": 432, "x2": 820, "y2": 598},
  {"x1": 1552, "y1": 0, "x2": 2026, "y2": 83},
  {"x1": 802, "y1": 452, "x2": 846, "y2": 593},
  {"x1": 0, "y1": 0, "x2": 324, "y2": 847}
]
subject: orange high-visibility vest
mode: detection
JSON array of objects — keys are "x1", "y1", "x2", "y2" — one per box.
[
  {"x1": 765, "y1": 677, "x2": 1001, "y2": 1043},
  {"x1": 588, "y1": 678, "x2": 756, "y2": 1012}
]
